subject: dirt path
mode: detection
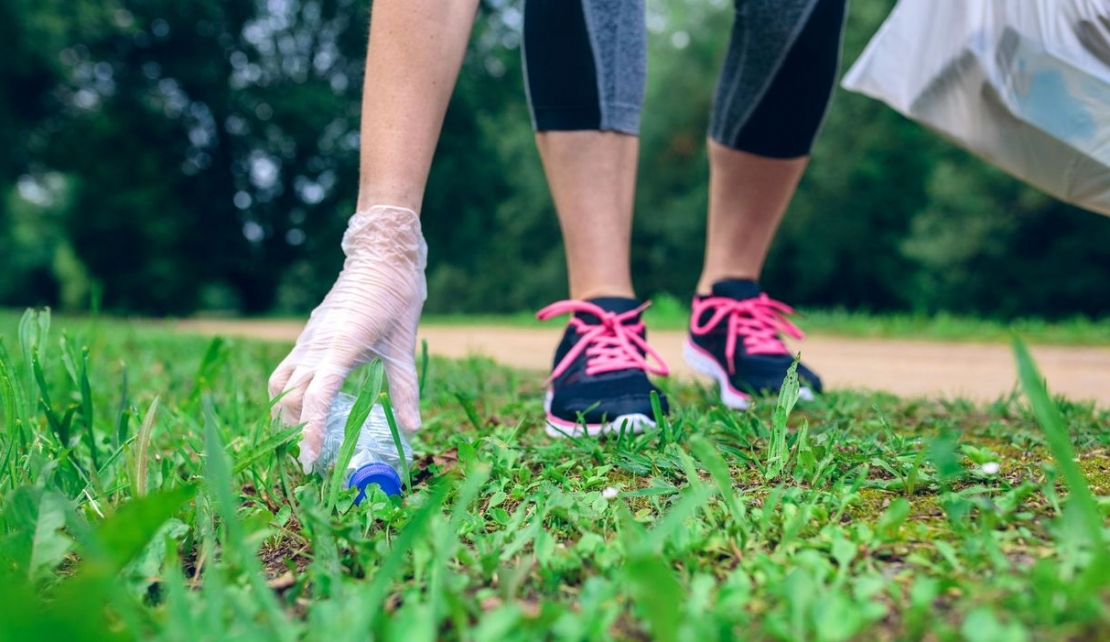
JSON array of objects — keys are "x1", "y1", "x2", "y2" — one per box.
[{"x1": 174, "y1": 319, "x2": 1108, "y2": 406}]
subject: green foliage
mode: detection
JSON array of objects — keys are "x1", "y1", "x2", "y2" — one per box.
[
  {"x1": 1014, "y1": 338, "x2": 1110, "y2": 594},
  {"x1": 764, "y1": 358, "x2": 801, "y2": 480},
  {"x1": 0, "y1": 311, "x2": 1107, "y2": 638},
  {"x1": 0, "y1": 486, "x2": 72, "y2": 584},
  {"x1": 2, "y1": 0, "x2": 1110, "y2": 321}
]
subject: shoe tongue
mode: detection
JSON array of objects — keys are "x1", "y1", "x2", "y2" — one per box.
[
  {"x1": 710, "y1": 279, "x2": 761, "y2": 301},
  {"x1": 576, "y1": 297, "x2": 641, "y2": 324}
]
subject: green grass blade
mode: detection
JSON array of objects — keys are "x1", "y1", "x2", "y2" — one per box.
[
  {"x1": 419, "y1": 338, "x2": 429, "y2": 397},
  {"x1": 688, "y1": 436, "x2": 744, "y2": 524},
  {"x1": 31, "y1": 352, "x2": 67, "y2": 446},
  {"x1": 189, "y1": 337, "x2": 228, "y2": 407},
  {"x1": 624, "y1": 554, "x2": 683, "y2": 642},
  {"x1": 114, "y1": 364, "x2": 129, "y2": 449},
  {"x1": 455, "y1": 391, "x2": 483, "y2": 431},
  {"x1": 380, "y1": 392, "x2": 411, "y2": 490},
  {"x1": 0, "y1": 338, "x2": 30, "y2": 430},
  {"x1": 0, "y1": 438, "x2": 17, "y2": 492},
  {"x1": 0, "y1": 341, "x2": 20, "y2": 436},
  {"x1": 1012, "y1": 339, "x2": 1107, "y2": 562},
  {"x1": 202, "y1": 397, "x2": 241, "y2": 545},
  {"x1": 18, "y1": 308, "x2": 49, "y2": 368},
  {"x1": 82, "y1": 485, "x2": 196, "y2": 576},
  {"x1": 59, "y1": 333, "x2": 80, "y2": 387},
  {"x1": 635, "y1": 486, "x2": 712, "y2": 556},
  {"x1": 0, "y1": 485, "x2": 73, "y2": 583},
  {"x1": 79, "y1": 348, "x2": 99, "y2": 472},
  {"x1": 93, "y1": 434, "x2": 138, "y2": 481},
  {"x1": 202, "y1": 397, "x2": 294, "y2": 640},
  {"x1": 132, "y1": 397, "x2": 159, "y2": 498},
  {"x1": 766, "y1": 357, "x2": 801, "y2": 480},
  {"x1": 327, "y1": 360, "x2": 384, "y2": 509},
  {"x1": 232, "y1": 425, "x2": 302, "y2": 474},
  {"x1": 159, "y1": 527, "x2": 199, "y2": 640},
  {"x1": 650, "y1": 390, "x2": 669, "y2": 446},
  {"x1": 361, "y1": 480, "x2": 452, "y2": 631}
]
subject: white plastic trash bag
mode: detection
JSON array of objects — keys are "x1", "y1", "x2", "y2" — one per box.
[{"x1": 842, "y1": 0, "x2": 1110, "y2": 217}]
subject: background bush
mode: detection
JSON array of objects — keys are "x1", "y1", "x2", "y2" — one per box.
[{"x1": 3, "y1": 0, "x2": 1109, "y2": 318}]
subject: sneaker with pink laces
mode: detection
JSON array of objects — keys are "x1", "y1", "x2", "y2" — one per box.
[
  {"x1": 683, "y1": 279, "x2": 822, "y2": 409},
  {"x1": 537, "y1": 297, "x2": 670, "y2": 438}
]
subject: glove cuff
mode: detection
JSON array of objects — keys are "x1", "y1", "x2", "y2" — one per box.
[{"x1": 342, "y1": 205, "x2": 428, "y2": 271}]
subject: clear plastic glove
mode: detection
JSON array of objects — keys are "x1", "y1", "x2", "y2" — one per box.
[{"x1": 268, "y1": 205, "x2": 427, "y2": 473}]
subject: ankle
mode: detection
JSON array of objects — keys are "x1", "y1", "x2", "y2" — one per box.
[{"x1": 570, "y1": 285, "x2": 636, "y2": 301}]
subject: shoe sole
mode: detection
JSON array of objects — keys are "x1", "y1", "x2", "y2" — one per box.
[
  {"x1": 682, "y1": 338, "x2": 814, "y2": 410},
  {"x1": 543, "y1": 391, "x2": 656, "y2": 439}
]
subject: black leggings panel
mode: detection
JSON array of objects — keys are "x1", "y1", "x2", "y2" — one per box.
[{"x1": 522, "y1": 0, "x2": 848, "y2": 158}]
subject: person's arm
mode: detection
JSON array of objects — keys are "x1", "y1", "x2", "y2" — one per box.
[
  {"x1": 355, "y1": 0, "x2": 481, "y2": 212},
  {"x1": 269, "y1": 0, "x2": 479, "y2": 472}
]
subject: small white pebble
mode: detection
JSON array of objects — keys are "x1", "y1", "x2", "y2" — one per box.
[
  {"x1": 981, "y1": 462, "x2": 1001, "y2": 475},
  {"x1": 601, "y1": 487, "x2": 618, "y2": 500}
]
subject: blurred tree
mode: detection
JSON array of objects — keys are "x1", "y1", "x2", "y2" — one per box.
[
  {"x1": 41, "y1": 0, "x2": 369, "y2": 314},
  {"x1": 0, "y1": 0, "x2": 115, "y2": 307},
  {"x1": 1, "y1": 0, "x2": 1108, "y2": 319},
  {"x1": 631, "y1": 0, "x2": 1110, "y2": 319}
]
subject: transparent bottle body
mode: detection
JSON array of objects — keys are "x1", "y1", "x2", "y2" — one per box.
[{"x1": 316, "y1": 392, "x2": 413, "y2": 498}]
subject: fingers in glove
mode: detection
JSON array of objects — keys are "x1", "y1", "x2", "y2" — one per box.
[
  {"x1": 382, "y1": 354, "x2": 422, "y2": 433},
  {"x1": 268, "y1": 358, "x2": 299, "y2": 418},
  {"x1": 272, "y1": 361, "x2": 316, "y2": 430},
  {"x1": 297, "y1": 364, "x2": 350, "y2": 473}
]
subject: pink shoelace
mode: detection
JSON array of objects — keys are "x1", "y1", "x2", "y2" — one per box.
[
  {"x1": 689, "y1": 293, "x2": 804, "y2": 375},
  {"x1": 536, "y1": 300, "x2": 670, "y2": 385}
]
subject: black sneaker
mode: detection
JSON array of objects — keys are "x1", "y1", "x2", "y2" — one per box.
[
  {"x1": 536, "y1": 297, "x2": 670, "y2": 437},
  {"x1": 683, "y1": 279, "x2": 822, "y2": 409}
]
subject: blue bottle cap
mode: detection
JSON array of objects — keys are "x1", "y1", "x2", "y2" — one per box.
[{"x1": 348, "y1": 462, "x2": 403, "y2": 504}]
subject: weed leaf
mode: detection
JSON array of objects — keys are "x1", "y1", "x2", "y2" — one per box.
[{"x1": 0, "y1": 486, "x2": 72, "y2": 583}]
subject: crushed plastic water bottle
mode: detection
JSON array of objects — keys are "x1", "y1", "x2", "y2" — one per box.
[{"x1": 316, "y1": 392, "x2": 413, "y2": 503}]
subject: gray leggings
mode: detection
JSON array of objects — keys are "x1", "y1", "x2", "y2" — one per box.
[{"x1": 522, "y1": 0, "x2": 848, "y2": 158}]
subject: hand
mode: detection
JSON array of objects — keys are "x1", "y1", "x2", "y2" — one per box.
[{"x1": 268, "y1": 205, "x2": 427, "y2": 472}]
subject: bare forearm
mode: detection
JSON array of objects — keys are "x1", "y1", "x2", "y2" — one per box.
[{"x1": 356, "y1": 0, "x2": 480, "y2": 212}]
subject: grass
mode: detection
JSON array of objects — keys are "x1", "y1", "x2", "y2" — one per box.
[
  {"x1": 417, "y1": 295, "x2": 1110, "y2": 346},
  {"x1": 0, "y1": 309, "x2": 1109, "y2": 640}
]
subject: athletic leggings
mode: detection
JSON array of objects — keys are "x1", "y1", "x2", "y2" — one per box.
[{"x1": 522, "y1": 0, "x2": 848, "y2": 159}]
